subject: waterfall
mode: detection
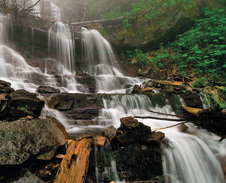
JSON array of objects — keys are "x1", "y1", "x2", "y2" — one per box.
[
  {"x1": 48, "y1": 22, "x2": 75, "y2": 74},
  {"x1": 81, "y1": 28, "x2": 141, "y2": 93},
  {"x1": 98, "y1": 94, "x2": 226, "y2": 183},
  {"x1": 0, "y1": 13, "x2": 85, "y2": 93}
]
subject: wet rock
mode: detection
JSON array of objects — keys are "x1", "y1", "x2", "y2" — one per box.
[
  {"x1": 0, "y1": 80, "x2": 14, "y2": 94},
  {"x1": 10, "y1": 90, "x2": 45, "y2": 116},
  {"x1": 0, "y1": 117, "x2": 69, "y2": 165},
  {"x1": 217, "y1": 155, "x2": 226, "y2": 179},
  {"x1": 111, "y1": 117, "x2": 164, "y2": 181},
  {"x1": 0, "y1": 101, "x2": 11, "y2": 120},
  {"x1": 10, "y1": 168, "x2": 45, "y2": 183},
  {"x1": 75, "y1": 74, "x2": 96, "y2": 93},
  {"x1": 179, "y1": 124, "x2": 189, "y2": 132},
  {"x1": 36, "y1": 86, "x2": 60, "y2": 94},
  {"x1": 114, "y1": 117, "x2": 152, "y2": 146},
  {"x1": 11, "y1": 90, "x2": 44, "y2": 116},
  {"x1": 44, "y1": 58, "x2": 64, "y2": 75},
  {"x1": 46, "y1": 95, "x2": 60, "y2": 109},
  {"x1": 180, "y1": 93, "x2": 202, "y2": 108},
  {"x1": 8, "y1": 107, "x2": 31, "y2": 119},
  {"x1": 145, "y1": 132, "x2": 165, "y2": 143},
  {"x1": 102, "y1": 125, "x2": 117, "y2": 141},
  {"x1": 114, "y1": 143, "x2": 163, "y2": 181},
  {"x1": 131, "y1": 85, "x2": 143, "y2": 94},
  {"x1": 0, "y1": 167, "x2": 45, "y2": 183},
  {"x1": 47, "y1": 93, "x2": 101, "y2": 121}
]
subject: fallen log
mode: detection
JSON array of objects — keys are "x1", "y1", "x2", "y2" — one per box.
[
  {"x1": 134, "y1": 116, "x2": 186, "y2": 121},
  {"x1": 54, "y1": 138, "x2": 92, "y2": 183},
  {"x1": 54, "y1": 141, "x2": 77, "y2": 183},
  {"x1": 182, "y1": 106, "x2": 203, "y2": 117},
  {"x1": 66, "y1": 138, "x2": 92, "y2": 183}
]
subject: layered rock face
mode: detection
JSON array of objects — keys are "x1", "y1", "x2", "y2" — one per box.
[{"x1": 0, "y1": 81, "x2": 45, "y2": 120}]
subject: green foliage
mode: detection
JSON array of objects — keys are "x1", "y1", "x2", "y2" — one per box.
[
  {"x1": 20, "y1": 105, "x2": 34, "y2": 116},
  {"x1": 146, "y1": 8, "x2": 226, "y2": 84},
  {"x1": 204, "y1": 86, "x2": 226, "y2": 108},
  {"x1": 126, "y1": 49, "x2": 151, "y2": 69},
  {"x1": 21, "y1": 105, "x2": 29, "y2": 112},
  {"x1": 173, "y1": 8, "x2": 226, "y2": 83},
  {"x1": 192, "y1": 77, "x2": 208, "y2": 88}
]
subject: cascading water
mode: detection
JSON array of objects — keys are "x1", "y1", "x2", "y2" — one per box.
[
  {"x1": 48, "y1": 22, "x2": 88, "y2": 92},
  {"x1": 97, "y1": 94, "x2": 226, "y2": 183},
  {"x1": 81, "y1": 28, "x2": 141, "y2": 93},
  {"x1": 0, "y1": 13, "x2": 84, "y2": 93},
  {"x1": 48, "y1": 22, "x2": 75, "y2": 74}
]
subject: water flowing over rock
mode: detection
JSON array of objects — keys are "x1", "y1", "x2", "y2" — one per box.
[
  {"x1": 0, "y1": 117, "x2": 69, "y2": 165},
  {"x1": 80, "y1": 28, "x2": 141, "y2": 93},
  {"x1": 48, "y1": 22, "x2": 75, "y2": 74}
]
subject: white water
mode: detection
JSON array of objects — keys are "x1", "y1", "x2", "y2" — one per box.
[
  {"x1": 98, "y1": 94, "x2": 226, "y2": 183},
  {"x1": 48, "y1": 22, "x2": 75, "y2": 74},
  {"x1": 0, "y1": 13, "x2": 85, "y2": 93},
  {"x1": 81, "y1": 28, "x2": 141, "y2": 93}
]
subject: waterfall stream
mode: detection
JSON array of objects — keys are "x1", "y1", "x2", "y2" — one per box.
[{"x1": 0, "y1": 10, "x2": 225, "y2": 183}]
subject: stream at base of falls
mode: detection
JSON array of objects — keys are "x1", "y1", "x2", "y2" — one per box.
[{"x1": 0, "y1": 12, "x2": 226, "y2": 183}]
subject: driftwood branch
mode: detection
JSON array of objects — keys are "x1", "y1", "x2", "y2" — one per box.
[
  {"x1": 152, "y1": 121, "x2": 189, "y2": 132},
  {"x1": 134, "y1": 116, "x2": 186, "y2": 121}
]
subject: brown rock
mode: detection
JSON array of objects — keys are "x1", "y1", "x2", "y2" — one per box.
[
  {"x1": 102, "y1": 125, "x2": 117, "y2": 141},
  {"x1": 115, "y1": 117, "x2": 152, "y2": 145},
  {"x1": 179, "y1": 124, "x2": 188, "y2": 132},
  {"x1": 37, "y1": 86, "x2": 60, "y2": 94},
  {"x1": 46, "y1": 95, "x2": 60, "y2": 109},
  {"x1": 131, "y1": 85, "x2": 143, "y2": 94},
  {"x1": 92, "y1": 135, "x2": 107, "y2": 147}
]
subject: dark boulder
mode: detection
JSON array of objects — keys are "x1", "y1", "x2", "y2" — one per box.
[
  {"x1": 114, "y1": 143, "x2": 163, "y2": 181},
  {"x1": 114, "y1": 117, "x2": 152, "y2": 146},
  {"x1": 110, "y1": 117, "x2": 164, "y2": 181},
  {"x1": 10, "y1": 90, "x2": 44, "y2": 116},
  {"x1": 0, "y1": 80, "x2": 14, "y2": 94},
  {"x1": 0, "y1": 117, "x2": 69, "y2": 165}
]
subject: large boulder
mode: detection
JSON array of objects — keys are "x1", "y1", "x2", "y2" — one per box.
[
  {"x1": 10, "y1": 90, "x2": 45, "y2": 116},
  {"x1": 0, "y1": 80, "x2": 14, "y2": 120},
  {"x1": 111, "y1": 117, "x2": 164, "y2": 181},
  {"x1": 114, "y1": 117, "x2": 152, "y2": 146},
  {"x1": 0, "y1": 117, "x2": 69, "y2": 165}
]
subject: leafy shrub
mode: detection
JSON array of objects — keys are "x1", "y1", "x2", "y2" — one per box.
[
  {"x1": 192, "y1": 77, "x2": 207, "y2": 88},
  {"x1": 126, "y1": 49, "x2": 151, "y2": 69}
]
